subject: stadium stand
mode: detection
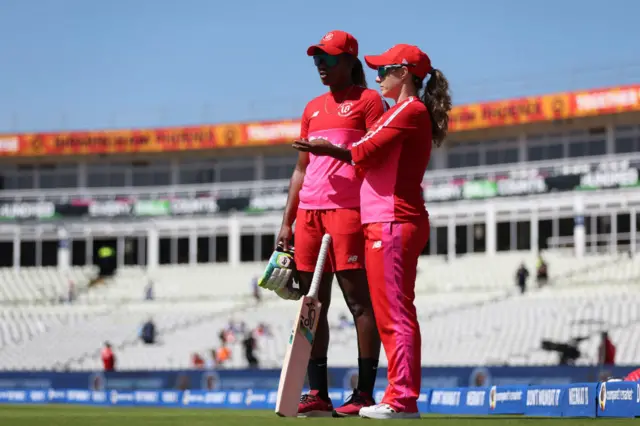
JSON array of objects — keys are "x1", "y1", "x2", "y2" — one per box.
[{"x1": 0, "y1": 250, "x2": 637, "y2": 371}]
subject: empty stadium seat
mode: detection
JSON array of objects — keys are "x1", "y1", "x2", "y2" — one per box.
[
  {"x1": 0, "y1": 250, "x2": 638, "y2": 371},
  {"x1": 0, "y1": 266, "x2": 96, "y2": 304}
]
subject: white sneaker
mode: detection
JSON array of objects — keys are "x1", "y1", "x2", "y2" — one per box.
[{"x1": 359, "y1": 403, "x2": 421, "y2": 419}]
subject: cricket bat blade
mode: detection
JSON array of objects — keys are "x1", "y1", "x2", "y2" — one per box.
[
  {"x1": 274, "y1": 233, "x2": 331, "y2": 417},
  {"x1": 275, "y1": 295, "x2": 322, "y2": 417}
]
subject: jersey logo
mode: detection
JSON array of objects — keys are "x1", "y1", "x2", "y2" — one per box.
[{"x1": 338, "y1": 102, "x2": 354, "y2": 117}]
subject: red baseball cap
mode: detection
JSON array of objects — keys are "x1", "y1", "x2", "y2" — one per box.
[
  {"x1": 307, "y1": 30, "x2": 359, "y2": 57},
  {"x1": 364, "y1": 44, "x2": 432, "y2": 80}
]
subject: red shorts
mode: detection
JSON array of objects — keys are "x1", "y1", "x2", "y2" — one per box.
[{"x1": 294, "y1": 208, "x2": 365, "y2": 273}]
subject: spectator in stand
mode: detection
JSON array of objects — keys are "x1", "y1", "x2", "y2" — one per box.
[
  {"x1": 204, "y1": 373, "x2": 218, "y2": 390},
  {"x1": 254, "y1": 322, "x2": 272, "y2": 338},
  {"x1": 140, "y1": 318, "x2": 156, "y2": 345},
  {"x1": 144, "y1": 279, "x2": 154, "y2": 301},
  {"x1": 90, "y1": 373, "x2": 105, "y2": 391},
  {"x1": 191, "y1": 352, "x2": 205, "y2": 369},
  {"x1": 175, "y1": 374, "x2": 190, "y2": 391},
  {"x1": 101, "y1": 342, "x2": 115, "y2": 371},
  {"x1": 219, "y1": 328, "x2": 235, "y2": 346},
  {"x1": 251, "y1": 276, "x2": 261, "y2": 303},
  {"x1": 598, "y1": 331, "x2": 616, "y2": 366},
  {"x1": 67, "y1": 279, "x2": 75, "y2": 303},
  {"x1": 515, "y1": 262, "x2": 529, "y2": 294},
  {"x1": 472, "y1": 370, "x2": 489, "y2": 387},
  {"x1": 215, "y1": 342, "x2": 231, "y2": 367},
  {"x1": 243, "y1": 332, "x2": 259, "y2": 369},
  {"x1": 536, "y1": 255, "x2": 548, "y2": 287},
  {"x1": 97, "y1": 245, "x2": 116, "y2": 278},
  {"x1": 222, "y1": 320, "x2": 239, "y2": 343}
]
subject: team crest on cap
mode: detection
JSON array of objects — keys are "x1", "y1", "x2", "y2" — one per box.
[{"x1": 322, "y1": 32, "x2": 334, "y2": 41}]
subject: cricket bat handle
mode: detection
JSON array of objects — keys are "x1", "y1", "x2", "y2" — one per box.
[{"x1": 306, "y1": 234, "x2": 331, "y2": 300}]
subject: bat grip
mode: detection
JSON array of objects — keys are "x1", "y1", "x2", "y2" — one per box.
[{"x1": 306, "y1": 234, "x2": 331, "y2": 300}]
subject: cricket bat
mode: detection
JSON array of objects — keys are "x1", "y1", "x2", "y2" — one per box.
[{"x1": 275, "y1": 233, "x2": 331, "y2": 417}]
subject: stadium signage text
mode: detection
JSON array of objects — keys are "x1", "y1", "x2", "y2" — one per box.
[
  {"x1": 482, "y1": 100, "x2": 542, "y2": 121},
  {"x1": 0, "y1": 202, "x2": 56, "y2": 219},
  {"x1": 2, "y1": 85, "x2": 640, "y2": 157},
  {"x1": 424, "y1": 159, "x2": 640, "y2": 203},
  {"x1": 576, "y1": 87, "x2": 640, "y2": 112},
  {"x1": 568, "y1": 386, "x2": 589, "y2": 405},
  {"x1": 1, "y1": 161, "x2": 638, "y2": 221}
]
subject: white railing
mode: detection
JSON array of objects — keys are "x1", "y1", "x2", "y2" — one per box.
[
  {"x1": 1, "y1": 152, "x2": 639, "y2": 202},
  {"x1": 0, "y1": 179, "x2": 291, "y2": 202},
  {"x1": 423, "y1": 152, "x2": 640, "y2": 182},
  {"x1": 547, "y1": 232, "x2": 639, "y2": 253}
]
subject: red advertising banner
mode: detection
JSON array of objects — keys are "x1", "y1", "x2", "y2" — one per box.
[
  {"x1": 1, "y1": 84, "x2": 639, "y2": 157},
  {"x1": 449, "y1": 84, "x2": 640, "y2": 132}
]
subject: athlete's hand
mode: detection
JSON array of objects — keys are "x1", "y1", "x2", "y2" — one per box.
[
  {"x1": 276, "y1": 225, "x2": 293, "y2": 251},
  {"x1": 292, "y1": 139, "x2": 334, "y2": 156},
  {"x1": 258, "y1": 247, "x2": 302, "y2": 301}
]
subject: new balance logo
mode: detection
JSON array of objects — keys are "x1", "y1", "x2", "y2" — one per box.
[
  {"x1": 372, "y1": 241, "x2": 382, "y2": 249},
  {"x1": 347, "y1": 255, "x2": 358, "y2": 263}
]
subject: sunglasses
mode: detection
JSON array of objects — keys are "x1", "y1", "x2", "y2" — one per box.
[
  {"x1": 313, "y1": 53, "x2": 340, "y2": 68},
  {"x1": 377, "y1": 64, "x2": 414, "y2": 79}
]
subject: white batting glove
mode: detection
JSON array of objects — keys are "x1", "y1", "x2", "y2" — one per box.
[{"x1": 258, "y1": 248, "x2": 302, "y2": 300}]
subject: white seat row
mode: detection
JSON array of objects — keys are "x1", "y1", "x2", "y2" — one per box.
[
  {"x1": 68, "y1": 250, "x2": 640, "y2": 303},
  {"x1": 72, "y1": 283, "x2": 640, "y2": 370},
  {"x1": 0, "y1": 266, "x2": 96, "y2": 303},
  {"x1": 0, "y1": 251, "x2": 638, "y2": 370},
  {"x1": 0, "y1": 301, "x2": 246, "y2": 370}
]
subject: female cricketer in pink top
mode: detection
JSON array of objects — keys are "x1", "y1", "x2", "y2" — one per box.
[
  {"x1": 294, "y1": 43, "x2": 452, "y2": 419},
  {"x1": 277, "y1": 30, "x2": 387, "y2": 417}
]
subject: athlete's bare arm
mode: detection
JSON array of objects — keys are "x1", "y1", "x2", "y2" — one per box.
[{"x1": 277, "y1": 151, "x2": 310, "y2": 249}]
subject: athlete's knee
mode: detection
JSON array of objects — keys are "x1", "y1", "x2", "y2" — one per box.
[
  {"x1": 345, "y1": 292, "x2": 374, "y2": 319},
  {"x1": 337, "y1": 270, "x2": 374, "y2": 319},
  {"x1": 347, "y1": 301, "x2": 367, "y2": 319}
]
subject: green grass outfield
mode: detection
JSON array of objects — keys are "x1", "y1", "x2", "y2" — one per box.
[{"x1": 0, "y1": 405, "x2": 636, "y2": 426}]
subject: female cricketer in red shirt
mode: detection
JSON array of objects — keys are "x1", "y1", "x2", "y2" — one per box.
[
  {"x1": 277, "y1": 30, "x2": 387, "y2": 417},
  {"x1": 294, "y1": 43, "x2": 452, "y2": 419}
]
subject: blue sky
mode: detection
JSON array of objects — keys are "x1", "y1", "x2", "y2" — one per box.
[{"x1": 1, "y1": 0, "x2": 639, "y2": 132}]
